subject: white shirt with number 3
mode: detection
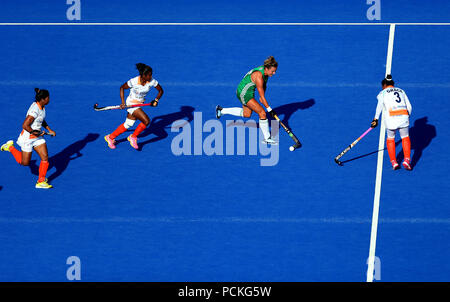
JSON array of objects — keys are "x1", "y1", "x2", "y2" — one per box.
[{"x1": 374, "y1": 87, "x2": 412, "y2": 130}]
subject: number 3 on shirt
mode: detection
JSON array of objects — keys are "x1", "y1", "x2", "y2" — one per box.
[{"x1": 394, "y1": 92, "x2": 401, "y2": 103}]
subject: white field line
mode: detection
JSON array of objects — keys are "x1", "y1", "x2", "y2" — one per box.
[
  {"x1": 366, "y1": 24, "x2": 396, "y2": 283},
  {"x1": 0, "y1": 23, "x2": 449, "y2": 26}
]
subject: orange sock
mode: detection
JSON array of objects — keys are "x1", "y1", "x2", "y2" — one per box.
[
  {"x1": 110, "y1": 124, "x2": 127, "y2": 139},
  {"x1": 9, "y1": 146, "x2": 22, "y2": 164},
  {"x1": 402, "y1": 136, "x2": 411, "y2": 160},
  {"x1": 132, "y1": 123, "x2": 147, "y2": 138},
  {"x1": 38, "y1": 161, "x2": 49, "y2": 183},
  {"x1": 386, "y1": 138, "x2": 396, "y2": 162}
]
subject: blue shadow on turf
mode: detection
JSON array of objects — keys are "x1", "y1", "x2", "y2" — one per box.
[
  {"x1": 270, "y1": 99, "x2": 315, "y2": 129},
  {"x1": 115, "y1": 106, "x2": 195, "y2": 151},
  {"x1": 396, "y1": 116, "x2": 436, "y2": 168},
  {"x1": 340, "y1": 117, "x2": 436, "y2": 168},
  {"x1": 29, "y1": 133, "x2": 100, "y2": 181}
]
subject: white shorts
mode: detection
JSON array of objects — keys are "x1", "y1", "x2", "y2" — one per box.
[
  {"x1": 126, "y1": 97, "x2": 144, "y2": 115},
  {"x1": 17, "y1": 131, "x2": 46, "y2": 152},
  {"x1": 386, "y1": 127, "x2": 409, "y2": 139}
]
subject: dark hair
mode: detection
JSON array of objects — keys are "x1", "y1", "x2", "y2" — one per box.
[
  {"x1": 34, "y1": 88, "x2": 49, "y2": 102},
  {"x1": 382, "y1": 74, "x2": 394, "y2": 86},
  {"x1": 136, "y1": 63, "x2": 153, "y2": 76},
  {"x1": 264, "y1": 56, "x2": 278, "y2": 69}
]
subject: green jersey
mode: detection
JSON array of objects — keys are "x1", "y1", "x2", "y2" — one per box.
[{"x1": 236, "y1": 66, "x2": 268, "y2": 105}]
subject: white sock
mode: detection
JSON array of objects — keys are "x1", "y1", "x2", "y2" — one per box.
[
  {"x1": 259, "y1": 119, "x2": 271, "y2": 140},
  {"x1": 221, "y1": 107, "x2": 243, "y2": 117}
]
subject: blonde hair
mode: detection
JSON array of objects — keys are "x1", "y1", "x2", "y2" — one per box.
[{"x1": 263, "y1": 56, "x2": 278, "y2": 69}]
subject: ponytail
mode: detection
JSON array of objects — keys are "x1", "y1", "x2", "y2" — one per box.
[
  {"x1": 136, "y1": 63, "x2": 153, "y2": 76},
  {"x1": 263, "y1": 56, "x2": 278, "y2": 69},
  {"x1": 34, "y1": 88, "x2": 49, "y2": 102}
]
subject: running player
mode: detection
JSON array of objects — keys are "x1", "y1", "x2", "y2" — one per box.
[
  {"x1": 1, "y1": 88, "x2": 56, "y2": 188},
  {"x1": 215, "y1": 56, "x2": 279, "y2": 145},
  {"x1": 371, "y1": 75, "x2": 412, "y2": 170},
  {"x1": 104, "y1": 63, "x2": 164, "y2": 149}
]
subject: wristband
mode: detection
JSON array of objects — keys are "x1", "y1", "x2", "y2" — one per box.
[{"x1": 266, "y1": 106, "x2": 272, "y2": 112}]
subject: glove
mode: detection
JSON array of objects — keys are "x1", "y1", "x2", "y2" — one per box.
[
  {"x1": 371, "y1": 119, "x2": 378, "y2": 128},
  {"x1": 267, "y1": 107, "x2": 277, "y2": 118},
  {"x1": 150, "y1": 99, "x2": 159, "y2": 107}
]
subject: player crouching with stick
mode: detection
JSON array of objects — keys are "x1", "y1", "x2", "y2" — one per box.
[
  {"x1": 215, "y1": 56, "x2": 279, "y2": 145},
  {"x1": 1, "y1": 88, "x2": 56, "y2": 188},
  {"x1": 371, "y1": 75, "x2": 412, "y2": 170},
  {"x1": 104, "y1": 63, "x2": 164, "y2": 149}
]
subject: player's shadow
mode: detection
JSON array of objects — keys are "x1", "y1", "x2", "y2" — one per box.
[
  {"x1": 0, "y1": 186, "x2": 2, "y2": 191},
  {"x1": 270, "y1": 99, "x2": 315, "y2": 129},
  {"x1": 395, "y1": 117, "x2": 436, "y2": 168},
  {"x1": 116, "y1": 106, "x2": 195, "y2": 151},
  {"x1": 341, "y1": 117, "x2": 436, "y2": 168},
  {"x1": 29, "y1": 133, "x2": 99, "y2": 181}
]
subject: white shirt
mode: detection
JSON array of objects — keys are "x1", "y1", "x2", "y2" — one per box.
[
  {"x1": 126, "y1": 76, "x2": 159, "y2": 104},
  {"x1": 26, "y1": 102, "x2": 46, "y2": 131},
  {"x1": 374, "y1": 86, "x2": 412, "y2": 130}
]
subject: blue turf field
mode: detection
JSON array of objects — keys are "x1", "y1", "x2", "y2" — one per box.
[{"x1": 0, "y1": 1, "x2": 449, "y2": 281}]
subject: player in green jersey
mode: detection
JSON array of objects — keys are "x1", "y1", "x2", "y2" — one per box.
[{"x1": 216, "y1": 56, "x2": 278, "y2": 145}]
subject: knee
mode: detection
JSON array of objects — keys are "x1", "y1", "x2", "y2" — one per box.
[
  {"x1": 124, "y1": 118, "x2": 136, "y2": 129},
  {"x1": 258, "y1": 111, "x2": 267, "y2": 120},
  {"x1": 143, "y1": 117, "x2": 151, "y2": 126},
  {"x1": 243, "y1": 111, "x2": 252, "y2": 118}
]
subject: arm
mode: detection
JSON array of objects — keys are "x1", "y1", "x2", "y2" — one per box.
[
  {"x1": 120, "y1": 82, "x2": 130, "y2": 109},
  {"x1": 151, "y1": 84, "x2": 164, "y2": 106},
  {"x1": 371, "y1": 94, "x2": 384, "y2": 128},
  {"x1": 42, "y1": 120, "x2": 56, "y2": 136},
  {"x1": 404, "y1": 93, "x2": 412, "y2": 115},
  {"x1": 22, "y1": 115, "x2": 36, "y2": 134},
  {"x1": 252, "y1": 72, "x2": 270, "y2": 109}
]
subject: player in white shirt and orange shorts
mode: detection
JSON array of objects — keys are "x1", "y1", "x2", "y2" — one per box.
[
  {"x1": 1, "y1": 88, "x2": 56, "y2": 188},
  {"x1": 371, "y1": 75, "x2": 412, "y2": 170},
  {"x1": 104, "y1": 63, "x2": 164, "y2": 149}
]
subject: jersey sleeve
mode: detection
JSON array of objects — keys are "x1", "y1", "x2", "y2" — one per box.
[
  {"x1": 404, "y1": 92, "x2": 412, "y2": 115},
  {"x1": 127, "y1": 77, "x2": 137, "y2": 88},
  {"x1": 150, "y1": 78, "x2": 159, "y2": 87},
  {"x1": 374, "y1": 92, "x2": 383, "y2": 120},
  {"x1": 26, "y1": 103, "x2": 39, "y2": 119}
]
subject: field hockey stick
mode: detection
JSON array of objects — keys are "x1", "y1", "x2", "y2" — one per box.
[
  {"x1": 93, "y1": 103, "x2": 153, "y2": 111},
  {"x1": 334, "y1": 127, "x2": 373, "y2": 166},
  {"x1": 271, "y1": 112, "x2": 302, "y2": 150},
  {"x1": 30, "y1": 130, "x2": 55, "y2": 138}
]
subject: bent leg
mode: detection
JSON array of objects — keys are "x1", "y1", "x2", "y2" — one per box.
[
  {"x1": 131, "y1": 108, "x2": 150, "y2": 138},
  {"x1": 34, "y1": 143, "x2": 49, "y2": 182},
  {"x1": 246, "y1": 99, "x2": 271, "y2": 140},
  {"x1": 9, "y1": 145, "x2": 25, "y2": 165}
]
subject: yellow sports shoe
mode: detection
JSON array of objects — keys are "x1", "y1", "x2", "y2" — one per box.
[
  {"x1": 1, "y1": 140, "x2": 14, "y2": 152},
  {"x1": 36, "y1": 179, "x2": 53, "y2": 189}
]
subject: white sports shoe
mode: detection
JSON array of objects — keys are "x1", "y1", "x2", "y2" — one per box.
[{"x1": 262, "y1": 137, "x2": 278, "y2": 145}]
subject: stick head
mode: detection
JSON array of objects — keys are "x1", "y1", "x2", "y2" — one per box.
[
  {"x1": 94, "y1": 103, "x2": 99, "y2": 109},
  {"x1": 334, "y1": 158, "x2": 343, "y2": 166},
  {"x1": 293, "y1": 142, "x2": 302, "y2": 149}
]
